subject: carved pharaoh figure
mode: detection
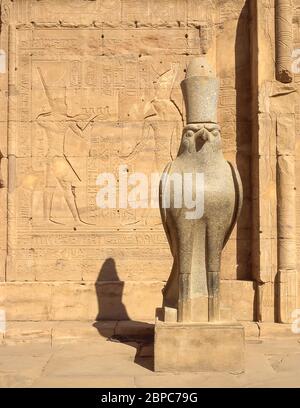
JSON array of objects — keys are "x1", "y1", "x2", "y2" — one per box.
[
  {"x1": 35, "y1": 67, "x2": 96, "y2": 225},
  {"x1": 159, "y1": 57, "x2": 243, "y2": 323}
]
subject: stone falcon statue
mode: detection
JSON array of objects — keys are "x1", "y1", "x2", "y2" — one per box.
[{"x1": 159, "y1": 57, "x2": 243, "y2": 323}]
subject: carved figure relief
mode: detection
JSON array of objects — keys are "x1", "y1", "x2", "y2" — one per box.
[{"x1": 33, "y1": 68, "x2": 97, "y2": 225}]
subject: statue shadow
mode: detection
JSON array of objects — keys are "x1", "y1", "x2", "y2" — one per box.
[
  {"x1": 93, "y1": 258, "x2": 154, "y2": 371},
  {"x1": 235, "y1": 1, "x2": 258, "y2": 321}
]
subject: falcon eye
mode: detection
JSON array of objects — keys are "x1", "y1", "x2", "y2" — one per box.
[{"x1": 186, "y1": 130, "x2": 194, "y2": 138}]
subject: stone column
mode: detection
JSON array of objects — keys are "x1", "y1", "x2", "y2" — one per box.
[
  {"x1": 277, "y1": 115, "x2": 298, "y2": 323},
  {"x1": 275, "y1": 0, "x2": 298, "y2": 323},
  {"x1": 275, "y1": 0, "x2": 293, "y2": 83},
  {"x1": 250, "y1": 0, "x2": 279, "y2": 322},
  {"x1": 0, "y1": 1, "x2": 10, "y2": 281},
  {"x1": 6, "y1": 23, "x2": 17, "y2": 280},
  {"x1": 253, "y1": 0, "x2": 298, "y2": 323}
]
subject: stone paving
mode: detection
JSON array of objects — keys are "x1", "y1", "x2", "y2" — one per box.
[{"x1": 0, "y1": 335, "x2": 300, "y2": 388}]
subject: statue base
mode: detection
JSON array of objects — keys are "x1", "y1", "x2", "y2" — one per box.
[{"x1": 154, "y1": 314, "x2": 245, "y2": 373}]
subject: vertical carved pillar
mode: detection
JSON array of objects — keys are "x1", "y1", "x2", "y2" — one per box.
[
  {"x1": 277, "y1": 114, "x2": 298, "y2": 323},
  {"x1": 251, "y1": 0, "x2": 298, "y2": 322},
  {"x1": 6, "y1": 23, "x2": 17, "y2": 279},
  {"x1": 250, "y1": 0, "x2": 279, "y2": 322},
  {"x1": 275, "y1": 0, "x2": 293, "y2": 83},
  {"x1": 275, "y1": 0, "x2": 298, "y2": 322},
  {"x1": 0, "y1": 1, "x2": 10, "y2": 281}
]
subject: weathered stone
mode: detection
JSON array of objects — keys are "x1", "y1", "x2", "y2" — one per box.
[
  {"x1": 259, "y1": 323, "x2": 300, "y2": 338},
  {"x1": 0, "y1": 0, "x2": 258, "y2": 336},
  {"x1": 2, "y1": 337, "x2": 300, "y2": 388},
  {"x1": 52, "y1": 321, "x2": 116, "y2": 345},
  {"x1": 221, "y1": 238, "x2": 252, "y2": 280},
  {"x1": 4, "y1": 322, "x2": 52, "y2": 346},
  {"x1": 0, "y1": 280, "x2": 255, "y2": 322},
  {"x1": 155, "y1": 320, "x2": 245, "y2": 373},
  {"x1": 0, "y1": 0, "x2": 298, "y2": 345},
  {"x1": 220, "y1": 280, "x2": 255, "y2": 322},
  {"x1": 242, "y1": 322, "x2": 260, "y2": 338},
  {"x1": 159, "y1": 57, "x2": 243, "y2": 323},
  {"x1": 275, "y1": 0, "x2": 293, "y2": 83}
]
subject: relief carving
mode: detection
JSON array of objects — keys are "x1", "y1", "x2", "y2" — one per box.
[{"x1": 32, "y1": 67, "x2": 97, "y2": 225}]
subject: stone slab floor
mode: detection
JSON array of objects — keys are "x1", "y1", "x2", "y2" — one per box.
[{"x1": 0, "y1": 337, "x2": 300, "y2": 388}]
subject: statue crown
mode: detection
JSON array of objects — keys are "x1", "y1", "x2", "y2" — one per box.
[{"x1": 181, "y1": 57, "x2": 219, "y2": 124}]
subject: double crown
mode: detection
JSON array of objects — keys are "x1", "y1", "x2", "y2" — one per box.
[{"x1": 181, "y1": 57, "x2": 219, "y2": 125}]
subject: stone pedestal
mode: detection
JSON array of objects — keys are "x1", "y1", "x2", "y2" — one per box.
[{"x1": 154, "y1": 319, "x2": 245, "y2": 373}]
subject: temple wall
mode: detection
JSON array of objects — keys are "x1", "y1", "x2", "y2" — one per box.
[
  {"x1": 293, "y1": 0, "x2": 300, "y2": 313},
  {"x1": 0, "y1": 0, "x2": 298, "y2": 325}
]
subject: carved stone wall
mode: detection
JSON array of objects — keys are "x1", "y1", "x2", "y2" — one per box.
[
  {"x1": 252, "y1": 0, "x2": 299, "y2": 323},
  {"x1": 0, "y1": 0, "x2": 298, "y2": 325}
]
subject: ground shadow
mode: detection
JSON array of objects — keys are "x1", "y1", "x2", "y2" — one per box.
[{"x1": 93, "y1": 258, "x2": 154, "y2": 371}]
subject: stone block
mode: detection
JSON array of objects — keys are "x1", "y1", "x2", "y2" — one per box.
[
  {"x1": 220, "y1": 280, "x2": 255, "y2": 321},
  {"x1": 259, "y1": 323, "x2": 300, "y2": 338},
  {"x1": 242, "y1": 321, "x2": 260, "y2": 338},
  {"x1": 221, "y1": 238, "x2": 252, "y2": 280},
  {"x1": 277, "y1": 114, "x2": 296, "y2": 155},
  {"x1": 154, "y1": 320, "x2": 245, "y2": 373},
  {"x1": 258, "y1": 281, "x2": 276, "y2": 322},
  {"x1": 4, "y1": 322, "x2": 52, "y2": 346},
  {"x1": 0, "y1": 282, "x2": 52, "y2": 321},
  {"x1": 52, "y1": 321, "x2": 116, "y2": 345},
  {"x1": 0, "y1": 279, "x2": 256, "y2": 322}
]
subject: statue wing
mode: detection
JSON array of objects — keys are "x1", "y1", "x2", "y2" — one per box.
[
  {"x1": 223, "y1": 162, "x2": 243, "y2": 248},
  {"x1": 159, "y1": 162, "x2": 175, "y2": 255}
]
